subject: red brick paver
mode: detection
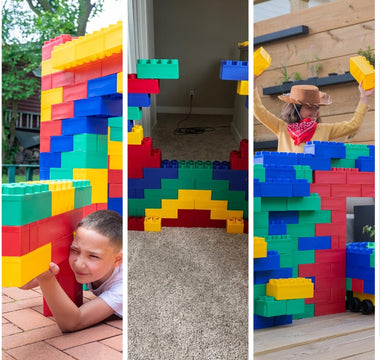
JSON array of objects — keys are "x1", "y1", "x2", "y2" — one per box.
[{"x1": 2, "y1": 287, "x2": 123, "y2": 359}]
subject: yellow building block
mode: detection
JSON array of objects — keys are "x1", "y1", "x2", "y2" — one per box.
[
  {"x1": 226, "y1": 218, "x2": 244, "y2": 233},
  {"x1": 210, "y1": 208, "x2": 228, "y2": 220},
  {"x1": 237, "y1": 80, "x2": 248, "y2": 95},
  {"x1": 40, "y1": 105, "x2": 51, "y2": 122},
  {"x1": 145, "y1": 208, "x2": 178, "y2": 219},
  {"x1": 117, "y1": 72, "x2": 123, "y2": 93},
  {"x1": 254, "y1": 46, "x2": 271, "y2": 76},
  {"x1": 51, "y1": 21, "x2": 122, "y2": 70},
  {"x1": 2, "y1": 243, "x2": 51, "y2": 287},
  {"x1": 254, "y1": 236, "x2": 267, "y2": 258},
  {"x1": 41, "y1": 87, "x2": 63, "y2": 107},
  {"x1": 108, "y1": 139, "x2": 122, "y2": 156},
  {"x1": 227, "y1": 210, "x2": 244, "y2": 219},
  {"x1": 350, "y1": 55, "x2": 375, "y2": 90},
  {"x1": 144, "y1": 216, "x2": 161, "y2": 232},
  {"x1": 128, "y1": 125, "x2": 144, "y2": 145},
  {"x1": 266, "y1": 278, "x2": 314, "y2": 300},
  {"x1": 41, "y1": 58, "x2": 63, "y2": 76},
  {"x1": 178, "y1": 189, "x2": 211, "y2": 202},
  {"x1": 108, "y1": 154, "x2": 123, "y2": 170},
  {"x1": 73, "y1": 168, "x2": 108, "y2": 203}
]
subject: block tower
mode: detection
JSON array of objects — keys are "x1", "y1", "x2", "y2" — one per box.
[
  {"x1": 128, "y1": 59, "x2": 248, "y2": 232},
  {"x1": 40, "y1": 21, "x2": 123, "y2": 215},
  {"x1": 254, "y1": 141, "x2": 374, "y2": 328}
]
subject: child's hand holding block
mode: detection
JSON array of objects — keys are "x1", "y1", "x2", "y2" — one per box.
[
  {"x1": 254, "y1": 47, "x2": 271, "y2": 76},
  {"x1": 350, "y1": 55, "x2": 375, "y2": 90}
]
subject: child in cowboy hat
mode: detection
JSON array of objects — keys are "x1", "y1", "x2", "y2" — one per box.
[{"x1": 254, "y1": 78, "x2": 374, "y2": 153}]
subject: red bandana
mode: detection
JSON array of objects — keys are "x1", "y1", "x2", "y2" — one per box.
[{"x1": 287, "y1": 118, "x2": 317, "y2": 145}]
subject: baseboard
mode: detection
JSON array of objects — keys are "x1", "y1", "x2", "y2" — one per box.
[
  {"x1": 156, "y1": 106, "x2": 234, "y2": 115},
  {"x1": 230, "y1": 122, "x2": 243, "y2": 144}
]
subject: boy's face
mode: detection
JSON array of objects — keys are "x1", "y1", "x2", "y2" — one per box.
[{"x1": 69, "y1": 226, "x2": 122, "y2": 288}]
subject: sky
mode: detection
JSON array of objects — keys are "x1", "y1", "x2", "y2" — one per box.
[{"x1": 86, "y1": 0, "x2": 124, "y2": 34}]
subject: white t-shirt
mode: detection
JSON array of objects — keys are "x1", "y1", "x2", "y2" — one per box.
[{"x1": 87, "y1": 264, "x2": 123, "y2": 317}]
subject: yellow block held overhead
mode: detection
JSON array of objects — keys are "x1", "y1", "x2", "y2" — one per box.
[
  {"x1": 2, "y1": 243, "x2": 51, "y2": 287},
  {"x1": 254, "y1": 236, "x2": 267, "y2": 258},
  {"x1": 254, "y1": 47, "x2": 271, "y2": 76},
  {"x1": 350, "y1": 55, "x2": 375, "y2": 90},
  {"x1": 266, "y1": 278, "x2": 314, "y2": 300}
]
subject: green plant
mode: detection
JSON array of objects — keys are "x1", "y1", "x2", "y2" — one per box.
[
  {"x1": 279, "y1": 64, "x2": 291, "y2": 83},
  {"x1": 292, "y1": 72, "x2": 302, "y2": 81},
  {"x1": 358, "y1": 46, "x2": 375, "y2": 67},
  {"x1": 362, "y1": 224, "x2": 375, "y2": 240}
]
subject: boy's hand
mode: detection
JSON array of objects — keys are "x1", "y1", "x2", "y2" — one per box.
[
  {"x1": 37, "y1": 262, "x2": 60, "y2": 282},
  {"x1": 359, "y1": 81, "x2": 375, "y2": 104}
]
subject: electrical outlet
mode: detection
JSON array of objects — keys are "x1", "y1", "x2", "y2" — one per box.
[{"x1": 189, "y1": 89, "x2": 195, "y2": 98}]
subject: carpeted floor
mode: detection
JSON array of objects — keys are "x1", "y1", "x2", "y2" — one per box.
[
  {"x1": 128, "y1": 228, "x2": 248, "y2": 359},
  {"x1": 128, "y1": 114, "x2": 248, "y2": 359}
]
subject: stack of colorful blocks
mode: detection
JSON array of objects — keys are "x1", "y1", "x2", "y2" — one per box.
[
  {"x1": 128, "y1": 60, "x2": 248, "y2": 232},
  {"x1": 40, "y1": 21, "x2": 123, "y2": 215},
  {"x1": 254, "y1": 141, "x2": 374, "y2": 329}
]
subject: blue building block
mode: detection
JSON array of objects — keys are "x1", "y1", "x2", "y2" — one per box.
[
  {"x1": 259, "y1": 179, "x2": 293, "y2": 197},
  {"x1": 264, "y1": 164, "x2": 296, "y2": 180},
  {"x1": 220, "y1": 60, "x2": 248, "y2": 81},
  {"x1": 368, "y1": 145, "x2": 375, "y2": 157},
  {"x1": 298, "y1": 236, "x2": 331, "y2": 251},
  {"x1": 297, "y1": 153, "x2": 331, "y2": 170},
  {"x1": 269, "y1": 221, "x2": 287, "y2": 235},
  {"x1": 128, "y1": 120, "x2": 134, "y2": 132},
  {"x1": 254, "y1": 250, "x2": 281, "y2": 271},
  {"x1": 62, "y1": 116, "x2": 109, "y2": 135},
  {"x1": 255, "y1": 151, "x2": 299, "y2": 166},
  {"x1": 254, "y1": 314, "x2": 292, "y2": 330},
  {"x1": 108, "y1": 197, "x2": 122, "y2": 216},
  {"x1": 143, "y1": 166, "x2": 179, "y2": 180},
  {"x1": 40, "y1": 152, "x2": 61, "y2": 168},
  {"x1": 356, "y1": 156, "x2": 375, "y2": 172},
  {"x1": 269, "y1": 211, "x2": 298, "y2": 224},
  {"x1": 74, "y1": 94, "x2": 122, "y2": 117},
  {"x1": 50, "y1": 135, "x2": 73, "y2": 152},
  {"x1": 254, "y1": 267, "x2": 293, "y2": 285},
  {"x1": 128, "y1": 93, "x2": 151, "y2": 107},
  {"x1": 87, "y1": 74, "x2": 118, "y2": 97},
  {"x1": 304, "y1": 141, "x2": 346, "y2": 159}
]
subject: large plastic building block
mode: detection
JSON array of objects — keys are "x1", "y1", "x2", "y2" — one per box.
[
  {"x1": 128, "y1": 73, "x2": 160, "y2": 93},
  {"x1": 87, "y1": 73, "x2": 118, "y2": 97},
  {"x1": 41, "y1": 87, "x2": 63, "y2": 107},
  {"x1": 63, "y1": 82, "x2": 88, "y2": 102},
  {"x1": 62, "y1": 116, "x2": 109, "y2": 135},
  {"x1": 74, "y1": 95, "x2": 122, "y2": 117},
  {"x1": 73, "y1": 168, "x2": 108, "y2": 203},
  {"x1": 220, "y1": 60, "x2": 248, "y2": 80},
  {"x1": 226, "y1": 218, "x2": 244, "y2": 233},
  {"x1": 2, "y1": 243, "x2": 51, "y2": 287},
  {"x1": 237, "y1": 80, "x2": 248, "y2": 95},
  {"x1": 117, "y1": 72, "x2": 123, "y2": 93},
  {"x1": 254, "y1": 47, "x2": 271, "y2": 76},
  {"x1": 136, "y1": 59, "x2": 179, "y2": 79},
  {"x1": 144, "y1": 216, "x2": 161, "y2": 231},
  {"x1": 350, "y1": 55, "x2": 375, "y2": 90},
  {"x1": 51, "y1": 101, "x2": 74, "y2": 120},
  {"x1": 266, "y1": 278, "x2": 314, "y2": 300},
  {"x1": 51, "y1": 21, "x2": 122, "y2": 70},
  {"x1": 128, "y1": 106, "x2": 143, "y2": 120},
  {"x1": 42, "y1": 34, "x2": 73, "y2": 61},
  {"x1": 51, "y1": 71, "x2": 75, "y2": 88},
  {"x1": 128, "y1": 93, "x2": 151, "y2": 107}
]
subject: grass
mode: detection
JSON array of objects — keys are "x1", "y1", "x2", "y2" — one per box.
[{"x1": 2, "y1": 174, "x2": 40, "y2": 184}]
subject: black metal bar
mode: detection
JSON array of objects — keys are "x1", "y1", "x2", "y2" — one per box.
[{"x1": 254, "y1": 25, "x2": 309, "y2": 46}]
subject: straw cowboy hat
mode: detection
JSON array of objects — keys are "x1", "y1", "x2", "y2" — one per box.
[{"x1": 278, "y1": 85, "x2": 332, "y2": 106}]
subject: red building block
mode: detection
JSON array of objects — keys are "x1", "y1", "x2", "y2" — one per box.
[
  {"x1": 309, "y1": 183, "x2": 331, "y2": 197},
  {"x1": 314, "y1": 169, "x2": 347, "y2": 184},
  {"x1": 320, "y1": 196, "x2": 346, "y2": 211},
  {"x1": 40, "y1": 136, "x2": 51, "y2": 152},
  {"x1": 314, "y1": 300, "x2": 345, "y2": 316},
  {"x1": 315, "y1": 222, "x2": 346, "y2": 237},
  {"x1": 51, "y1": 101, "x2": 74, "y2": 121},
  {"x1": 63, "y1": 82, "x2": 88, "y2": 102},
  {"x1": 109, "y1": 183, "x2": 122, "y2": 198},
  {"x1": 42, "y1": 34, "x2": 73, "y2": 60},
  {"x1": 346, "y1": 171, "x2": 374, "y2": 185},
  {"x1": 40, "y1": 119, "x2": 62, "y2": 137},
  {"x1": 128, "y1": 74, "x2": 160, "y2": 94},
  {"x1": 41, "y1": 74, "x2": 52, "y2": 91},
  {"x1": 128, "y1": 216, "x2": 145, "y2": 231},
  {"x1": 330, "y1": 184, "x2": 361, "y2": 197},
  {"x1": 351, "y1": 278, "x2": 364, "y2": 293},
  {"x1": 2, "y1": 225, "x2": 31, "y2": 256},
  {"x1": 361, "y1": 184, "x2": 374, "y2": 197},
  {"x1": 75, "y1": 62, "x2": 102, "y2": 84},
  {"x1": 101, "y1": 52, "x2": 123, "y2": 77},
  {"x1": 108, "y1": 169, "x2": 122, "y2": 184},
  {"x1": 52, "y1": 70, "x2": 75, "y2": 88}
]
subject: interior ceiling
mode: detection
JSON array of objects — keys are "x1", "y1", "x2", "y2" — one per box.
[{"x1": 254, "y1": 0, "x2": 333, "y2": 23}]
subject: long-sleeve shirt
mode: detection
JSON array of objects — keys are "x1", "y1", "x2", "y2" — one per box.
[{"x1": 254, "y1": 88, "x2": 369, "y2": 153}]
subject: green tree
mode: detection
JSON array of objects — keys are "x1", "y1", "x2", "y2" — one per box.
[{"x1": 2, "y1": 0, "x2": 105, "y2": 163}]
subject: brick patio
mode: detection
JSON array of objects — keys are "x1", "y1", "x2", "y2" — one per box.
[{"x1": 2, "y1": 287, "x2": 123, "y2": 359}]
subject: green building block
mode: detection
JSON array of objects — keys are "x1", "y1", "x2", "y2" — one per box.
[
  {"x1": 254, "y1": 197, "x2": 262, "y2": 212},
  {"x1": 197, "y1": 179, "x2": 230, "y2": 192},
  {"x1": 110, "y1": 127, "x2": 123, "y2": 142},
  {"x1": 136, "y1": 59, "x2": 179, "y2": 79},
  {"x1": 108, "y1": 116, "x2": 123, "y2": 128},
  {"x1": 254, "y1": 284, "x2": 267, "y2": 300},
  {"x1": 330, "y1": 158, "x2": 356, "y2": 169},
  {"x1": 287, "y1": 223, "x2": 315, "y2": 237},
  {"x1": 293, "y1": 303, "x2": 314, "y2": 319},
  {"x1": 255, "y1": 296, "x2": 287, "y2": 317},
  {"x1": 294, "y1": 165, "x2": 313, "y2": 182},
  {"x1": 370, "y1": 250, "x2": 374, "y2": 268},
  {"x1": 73, "y1": 180, "x2": 92, "y2": 208},
  {"x1": 294, "y1": 250, "x2": 315, "y2": 265},
  {"x1": 161, "y1": 177, "x2": 195, "y2": 190},
  {"x1": 344, "y1": 143, "x2": 370, "y2": 159},
  {"x1": 254, "y1": 211, "x2": 269, "y2": 229},
  {"x1": 49, "y1": 167, "x2": 74, "y2": 180},
  {"x1": 128, "y1": 106, "x2": 142, "y2": 120},
  {"x1": 2, "y1": 183, "x2": 52, "y2": 226},
  {"x1": 61, "y1": 151, "x2": 108, "y2": 169},
  {"x1": 286, "y1": 298, "x2": 305, "y2": 315},
  {"x1": 144, "y1": 188, "x2": 179, "y2": 201},
  {"x1": 73, "y1": 134, "x2": 108, "y2": 153},
  {"x1": 298, "y1": 210, "x2": 331, "y2": 224},
  {"x1": 346, "y1": 277, "x2": 352, "y2": 291},
  {"x1": 254, "y1": 164, "x2": 265, "y2": 182},
  {"x1": 261, "y1": 197, "x2": 287, "y2": 211},
  {"x1": 287, "y1": 194, "x2": 321, "y2": 211}
]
